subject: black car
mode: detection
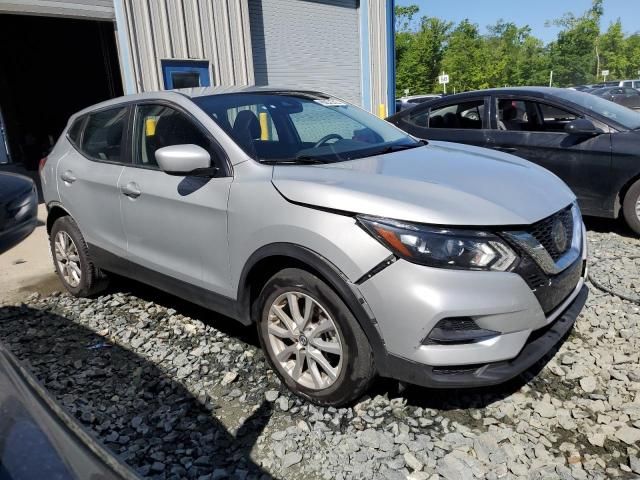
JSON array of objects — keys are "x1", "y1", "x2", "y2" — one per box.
[
  {"x1": 591, "y1": 86, "x2": 640, "y2": 110},
  {"x1": 0, "y1": 171, "x2": 38, "y2": 253},
  {"x1": 387, "y1": 87, "x2": 640, "y2": 234},
  {"x1": 0, "y1": 343, "x2": 138, "y2": 480}
]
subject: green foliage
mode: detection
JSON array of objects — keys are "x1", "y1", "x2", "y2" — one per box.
[
  {"x1": 396, "y1": 16, "x2": 452, "y2": 95},
  {"x1": 395, "y1": 0, "x2": 640, "y2": 96}
]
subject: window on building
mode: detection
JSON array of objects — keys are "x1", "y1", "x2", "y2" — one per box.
[{"x1": 161, "y1": 60, "x2": 211, "y2": 90}]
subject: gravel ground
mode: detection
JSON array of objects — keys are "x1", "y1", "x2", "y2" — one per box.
[{"x1": 1, "y1": 225, "x2": 639, "y2": 480}]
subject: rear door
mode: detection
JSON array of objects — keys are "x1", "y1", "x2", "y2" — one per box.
[
  {"x1": 391, "y1": 96, "x2": 492, "y2": 148},
  {"x1": 118, "y1": 102, "x2": 233, "y2": 296},
  {"x1": 488, "y1": 95, "x2": 613, "y2": 215},
  {"x1": 57, "y1": 105, "x2": 130, "y2": 258}
]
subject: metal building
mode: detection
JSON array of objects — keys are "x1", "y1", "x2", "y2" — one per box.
[{"x1": 0, "y1": 0, "x2": 394, "y2": 169}]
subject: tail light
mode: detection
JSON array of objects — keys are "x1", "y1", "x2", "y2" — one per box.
[{"x1": 38, "y1": 156, "x2": 48, "y2": 175}]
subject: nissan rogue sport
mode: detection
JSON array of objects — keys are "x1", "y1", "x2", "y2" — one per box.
[{"x1": 40, "y1": 87, "x2": 588, "y2": 406}]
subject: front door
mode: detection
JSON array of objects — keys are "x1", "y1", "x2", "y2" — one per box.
[
  {"x1": 489, "y1": 96, "x2": 613, "y2": 216},
  {"x1": 57, "y1": 106, "x2": 129, "y2": 257},
  {"x1": 118, "y1": 103, "x2": 232, "y2": 296}
]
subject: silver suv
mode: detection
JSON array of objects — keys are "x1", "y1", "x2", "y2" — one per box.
[{"x1": 41, "y1": 87, "x2": 588, "y2": 406}]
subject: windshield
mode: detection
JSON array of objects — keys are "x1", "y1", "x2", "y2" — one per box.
[
  {"x1": 192, "y1": 92, "x2": 420, "y2": 163},
  {"x1": 554, "y1": 89, "x2": 640, "y2": 130}
]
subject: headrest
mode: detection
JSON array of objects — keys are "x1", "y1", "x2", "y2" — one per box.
[{"x1": 233, "y1": 110, "x2": 261, "y2": 139}]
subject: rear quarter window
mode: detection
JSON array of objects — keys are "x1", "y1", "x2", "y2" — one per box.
[{"x1": 67, "y1": 117, "x2": 85, "y2": 147}]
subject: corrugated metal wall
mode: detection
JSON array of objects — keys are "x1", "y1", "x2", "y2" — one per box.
[
  {"x1": 119, "y1": 0, "x2": 254, "y2": 93},
  {"x1": 248, "y1": 0, "x2": 362, "y2": 105},
  {"x1": 0, "y1": 0, "x2": 114, "y2": 19},
  {"x1": 366, "y1": 0, "x2": 390, "y2": 114}
]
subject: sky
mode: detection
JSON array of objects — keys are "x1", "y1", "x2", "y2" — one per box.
[{"x1": 395, "y1": 0, "x2": 640, "y2": 43}]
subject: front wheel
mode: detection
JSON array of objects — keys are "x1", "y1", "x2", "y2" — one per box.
[
  {"x1": 256, "y1": 268, "x2": 375, "y2": 406},
  {"x1": 622, "y1": 179, "x2": 640, "y2": 235}
]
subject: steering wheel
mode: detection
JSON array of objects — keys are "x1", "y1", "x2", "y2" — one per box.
[{"x1": 314, "y1": 133, "x2": 343, "y2": 148}]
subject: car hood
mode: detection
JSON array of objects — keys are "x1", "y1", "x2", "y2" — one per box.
[{"x1": 272, "y1": 141, "x2": 576, "y2": 226}]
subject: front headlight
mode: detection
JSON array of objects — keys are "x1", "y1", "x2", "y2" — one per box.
[{"x1": 357, "y1": 215, "x2": 518, "y2": 271}]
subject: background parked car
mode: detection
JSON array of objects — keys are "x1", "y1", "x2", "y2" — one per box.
[
  {"x1": 618, "y1": 79, "x2": 640, "y2": 90},
  {"x1": 387, "y1": 87, "x2": 640, "y2": 234},
  {"x1": 0, "y1": 171, "x2": 38, "y2": 253},
  {"x1": 590, "y1": 86, "x2": 640, "y2": 110},
  {"x1": 0, "y1": 342, "x2": 138, "y2": 480},
  {"x1": 395, "y1": 94, "x2": 442, "y2": 112}
]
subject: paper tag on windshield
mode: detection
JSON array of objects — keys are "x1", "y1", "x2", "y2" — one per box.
[{"x1": 314, "y1": 98, "x2": 346, "y2": 107}]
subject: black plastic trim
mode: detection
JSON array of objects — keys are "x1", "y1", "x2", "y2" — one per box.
[
  {"x1": 88, "y1": 244, "x2": 240, "y2": 323},
  {"x1": 236, "y1": 243, "x2": 388, "y2": 364},
  {"x1": 381, "y1": 284, "x2": 588, "y2": 388},
  {"x1": 354, "y1": 255, "x2": 396, "y2": 284}
]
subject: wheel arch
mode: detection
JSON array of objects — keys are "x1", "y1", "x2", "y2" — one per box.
[
  {"x1": 236, "y1": 243, "x2": 387, "y2": 367},
  {"x1": 618, "y1": 172, "x2": 640, "y2": 216},
  {"x1": 46, "y1": 203, "x2": 72, "y2": 235}
]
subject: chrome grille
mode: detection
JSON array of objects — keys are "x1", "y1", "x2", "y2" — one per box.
[{"x1": 526, "y1": 205, "x2": 574, "y2": 261}]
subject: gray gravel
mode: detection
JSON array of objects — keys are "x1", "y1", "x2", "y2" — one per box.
[{"x1": 1, "y1": 226, "x2": 640, "y2": 479}]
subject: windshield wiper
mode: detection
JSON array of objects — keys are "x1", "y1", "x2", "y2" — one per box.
[
  {"x1": 369, "y1": 139, "x2": 428, "y2": 156},
  {"x1": 260, "y1": 156, "x2": 329, "y2": 165},
  {"x1": 294, "y1": 155, "x2": 331, "y2": 164}
]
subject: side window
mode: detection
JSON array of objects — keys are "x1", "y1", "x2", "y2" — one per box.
[
  {"x1": 134, "y1": 104, "x2": 212, "y2": 168},
  {"x1": 625, "y1": 88, "x2": 639, "y2": 96},
  {"x1": 497, "y1": 98, "x2": 578, "y2": 133},
  {"x1": 427, "y1": 100, "x2": 485, "y2": 129},
  {"x1": 67, "y1": 116, "x2": 85, "y2": 147},
  {"x1": 81, "y1": 107, "x2": 128, "y2": 162},
  {"x1": 623, "y1": 81, "x2": 633, "y2": 87},
  {"x1": 404, "y1": 106, "x2": 430, "y2": 128},
  {"x1": 634, "y1": 81, "x2": 640, "y2": 89}
]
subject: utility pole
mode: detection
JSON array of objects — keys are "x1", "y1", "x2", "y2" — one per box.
[{"x1": 549, "y1": 70, "x2": 553, "y2": 87}]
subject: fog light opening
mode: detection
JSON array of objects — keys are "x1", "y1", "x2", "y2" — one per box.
[{"x1": 424, "y1": 317, "x2": 500, "y2": 345}]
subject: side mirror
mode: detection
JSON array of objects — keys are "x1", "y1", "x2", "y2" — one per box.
[
  {"x1": 155, "y1": 144, "x2": 217, "y2": 176},
  {"x1": 564, "y1": 118, "x2": 601, "y2": 136}
]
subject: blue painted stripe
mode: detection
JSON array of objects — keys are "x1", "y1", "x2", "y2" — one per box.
[
  {"x1": 113, "y1": 0, "x2": 136, "y2": 95},
  {"x1": 386, "y1": 0, "x2": 396, "y2": 115},
  {"x1": 359, "y1": 0, "x2": 372, "y2": 112}
]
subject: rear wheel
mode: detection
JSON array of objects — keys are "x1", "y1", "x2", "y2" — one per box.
[
  {"x1": 256, "y1": 268, "x2": 375, "y2": 406},
  {"x1": 622, "y1": 179, "x2": 640, "y2": 235},
  {"x1": 50, "y1": 216, "x2": 109, "y2": 297}
]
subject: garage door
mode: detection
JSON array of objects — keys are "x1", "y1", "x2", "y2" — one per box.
[
  {"x1": 0, "y1": 0, "x2": 114, "y2": 20},
  {"x1": 249, "y1": 0, "x2": 361, "y2": 105}
]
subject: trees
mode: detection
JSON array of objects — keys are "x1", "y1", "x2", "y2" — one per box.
[
  {"x1": 395, "y1": 0, "x2": 640, "y2": 96},
  {"x1": 396, "y1": 16, "x2": 451, "y2": 96}
]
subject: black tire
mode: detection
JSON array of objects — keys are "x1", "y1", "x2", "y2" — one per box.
[
  {"x1": 49, "y1": 216, "x2": 109, "y2": 297},
  {"x1": 622, "y1": 179, "x2": 640, "y2": 235},
  {"x1": 256, "y1": 268, "x2": 375, "y2": 406}
]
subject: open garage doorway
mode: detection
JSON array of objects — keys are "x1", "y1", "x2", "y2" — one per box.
[{"x1": 0, "y1": 14, "x2": 123, "y2": 170}]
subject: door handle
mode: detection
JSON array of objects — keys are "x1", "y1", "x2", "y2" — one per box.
[
  {"x1": 492, "y1": 146, "x2": 518, "y2": 153},
  {"x1": 60, "y1": 170, "x2": 77, "y2": 183},
  {"x1": 121, "y1": 182, "x2": 141, "y2": 199}
]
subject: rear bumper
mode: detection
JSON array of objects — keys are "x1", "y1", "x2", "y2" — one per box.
[{"x1": 381, "y1": 284, "x2": 587, "y2": 388}]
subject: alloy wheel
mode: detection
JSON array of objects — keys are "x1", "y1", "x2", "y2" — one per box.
[
  {"x1": 54, "y1": 231, "x2": 82, "y2": 288},
  {"x1": 266, "y1": 291, "x2": 343, "y2": 390}
]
